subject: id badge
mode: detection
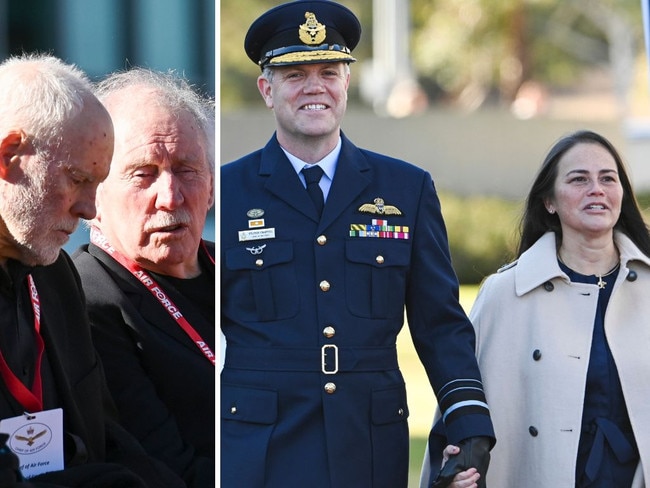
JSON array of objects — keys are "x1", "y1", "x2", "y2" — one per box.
[{"x1": 0, "y1": 408, "x2": 64, "y2": 479}]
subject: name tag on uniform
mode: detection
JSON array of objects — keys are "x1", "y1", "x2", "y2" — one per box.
[
  {"x1": 238, "y1": 228, "x2": 276, "y2": 242},
  {"x1": 0, "y1": 409, "x2": 64, "y2": 479}
]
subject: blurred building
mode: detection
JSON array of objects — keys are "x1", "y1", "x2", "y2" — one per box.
[
  {"x1": 0, "y1": 0, "x2": 216, "y2": 251},
  {"x1": 0, "y1": 0, "x2": 215, "y2": 96}
]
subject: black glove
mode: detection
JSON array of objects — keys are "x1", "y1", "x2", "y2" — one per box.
[{"x1": 431, "y1": 436, "x2": 491, "y2": 488}]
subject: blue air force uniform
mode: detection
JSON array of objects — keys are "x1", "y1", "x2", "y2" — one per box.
[
  {"x1": 221, "y1": 134, "x2": 494, "y2": 487},
  {"x1": 221, "y1": 2, "x2": 494, "y2": 486}
]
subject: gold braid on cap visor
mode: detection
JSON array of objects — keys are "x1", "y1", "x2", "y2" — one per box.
[{"x1": 261, "y1": 44, "x2": 356, "y2": 66}]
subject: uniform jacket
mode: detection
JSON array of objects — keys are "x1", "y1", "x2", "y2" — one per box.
[
  {"x1": 469, "y1": 231, "x2": 650, "y2": 487},
  {"x1": 1, "y1": 251, "x2": 184, "y2": 487},
  {"x1": 72, "y1": 243, "x2": 215, "y2": 487},
  {"x1": 220, "y1": 133, "x2": 494, "y2": 488}
]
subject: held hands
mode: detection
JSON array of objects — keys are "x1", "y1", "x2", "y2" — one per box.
[{"x1": 431, "y1": 436, "x2": 491, "y2": 488}]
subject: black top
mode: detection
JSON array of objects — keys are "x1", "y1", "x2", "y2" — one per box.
[{"x1": 558, "y1": 260, "x2": 638, "y2": 487}]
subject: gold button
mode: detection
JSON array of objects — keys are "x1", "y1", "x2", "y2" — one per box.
[
  {"x1": 323, "y1": 326, "x2": 335, "y2": 338},
  {"x1": 324, "y1": 382, "x2": 336, "y2": 394},
  {"x1": 320, "y1": 280, "x2": 330, "y2": 292},
  {"x1": 376, "y1": 255, "x2": 385, "y2": 264},
  {"x1": 317, "y1": 235, "x2": 327, "y2": 245},
  {"x1": 255, "y1": 259, "x2": 263, "y2": 267}
]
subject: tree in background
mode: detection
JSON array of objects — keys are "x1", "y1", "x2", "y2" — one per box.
[
  {"x1": 411, "y1": 0, "x2": 642, "y2": 115},
  {"x1": 221, "y1": 0, "x2": 645, "y2": 116}
]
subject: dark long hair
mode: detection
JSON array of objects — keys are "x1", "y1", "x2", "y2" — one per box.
[{"x1": 517, "y1": 130, "x2": 650, "y2": 258}]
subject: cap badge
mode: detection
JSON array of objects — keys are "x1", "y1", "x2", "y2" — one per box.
[
  {"x1": 358, "y1": 198, "x2": 403, "y2": 216},
  {"x1": 299, "y1": 12, "x2": 326, "y2": 45}
]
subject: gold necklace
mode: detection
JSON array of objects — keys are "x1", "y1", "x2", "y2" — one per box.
[
  {"x1": 557, "y1": 254, "x2": 620, "y2": 289},
  {"x1": 595, "y1": 262, "x2": 621, "y2": 289}
]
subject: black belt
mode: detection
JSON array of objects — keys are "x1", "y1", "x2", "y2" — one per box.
[{"x1": 224, "y1": 345, "x2": 399, "y2": 374}]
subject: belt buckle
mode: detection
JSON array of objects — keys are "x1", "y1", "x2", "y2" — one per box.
[{"x1": 321, "y1": 344, "x2": 338, "y2": 375}]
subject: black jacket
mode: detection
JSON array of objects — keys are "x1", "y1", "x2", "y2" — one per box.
[
  {"x1": 73, "y1": 243, "x2": 215, "y2": 488},
  {"x1": 0, "y1": 251, "x2": 185, "y2": 487}
]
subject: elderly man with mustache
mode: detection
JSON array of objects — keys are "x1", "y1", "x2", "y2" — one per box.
[{"x1": 73, "y1": 68, "x2": 215, "y2": 488}]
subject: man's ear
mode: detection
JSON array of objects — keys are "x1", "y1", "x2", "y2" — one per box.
[
  {"x1": 0, "y1": 130, "x2": 26, "y2": 180},
  {"x1": 257, "y1": 75, "x2": 273, "y2": 109},
  {"x1": 207, "y1": 173, "x2": 215, "y2": 208},
  {"x1": 94, "y1": 183, "x2": 105, "y2": 223}
]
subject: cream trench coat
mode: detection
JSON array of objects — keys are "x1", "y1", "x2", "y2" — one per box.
[{"x1": 453, "y1": 231, "x2": 650, "y2": 487}]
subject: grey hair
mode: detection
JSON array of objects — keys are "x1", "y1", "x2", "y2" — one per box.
[
  {"x1": 0, "y1": 53, "x2": 94, "y2": 154},
  {"x1": 262, "y1": 66, "x2": 275, "y2": 82},
  {"x1": 95, "y1": 68, "x2": 215, "y2": 174}
]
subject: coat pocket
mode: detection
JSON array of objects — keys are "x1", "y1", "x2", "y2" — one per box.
[
  {"x1": 370, "y1": 384, "x2": 410, "y2": 487},
  {"x1": 345, "y1": 238, "x2": 411, "y2": 319},
  {"x1": 220, "y1": 384, "x2": 278, "y2": 486},
  {"x1": 224, "y1": 240, "x2": 299, "y2": 321}
]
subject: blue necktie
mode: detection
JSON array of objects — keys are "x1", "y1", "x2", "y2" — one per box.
[{"x1": 302, "y1": 165, "x2": 324, "y2": 216}]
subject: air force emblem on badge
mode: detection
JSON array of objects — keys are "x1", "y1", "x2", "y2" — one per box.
[
  {"x1": 358, "y1": 198, "x2": 403, "y2": 216},
  {"x1": 299, "y1": 12, "x2": 326, "y2": 45},
  {"x1": 246, "y1": 244, "x2": 266, "y2": 255}
]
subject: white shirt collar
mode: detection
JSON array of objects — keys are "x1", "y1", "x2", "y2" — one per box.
[{"x1": 281, "y1": 137, "x2": 341, "y2": 182}]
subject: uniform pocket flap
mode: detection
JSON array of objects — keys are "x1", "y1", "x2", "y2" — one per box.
[
  {"x1": 221, "y1": 384, "x2": 278, "y2": 424},
  {"x1": 345, "y1": 239, "x2": 410, "y2": 267},
  {"x1": 371, "y1": 384, "x2": 409, "y2": 425},
  {"x1": 225, "y1": 240, "x2": 293, "y2": 270}
]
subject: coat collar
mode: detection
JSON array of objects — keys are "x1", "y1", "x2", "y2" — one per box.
[
  {"x1": 615, "y1": 231, "x2": 650, "y2": 268},
  {"x1": 87, "y1": 242, "x2": 214, "y2": 353},
  {"x1": 514, "y1": 231, "x2": 650, "y2": 296},
  {"x1": 514, "y1": 232, "x2": 564, "y2": 296},
  {"x1": 259, "y1": 132, "x2": 371, "y2": 227}
]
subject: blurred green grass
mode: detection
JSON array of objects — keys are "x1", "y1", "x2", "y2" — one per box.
[
  {"x1": 409, "y1": 436, "x2": 427, "y2": 488},
  {"x1": 401, "y1": 284, "x2": 479, "y2": 487}
]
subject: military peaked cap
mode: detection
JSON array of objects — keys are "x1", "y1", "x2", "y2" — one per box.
[{"x1": 245, "y1": 0, "x2": 361, "y2": 70}]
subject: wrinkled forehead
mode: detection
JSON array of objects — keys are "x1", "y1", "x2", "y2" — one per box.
[
  {"x1": 106, "y1": 88, "x2": 197, "y2": 138},
  {"x1": 113, "y1": 114, "x2": 207, "y2": 170}
]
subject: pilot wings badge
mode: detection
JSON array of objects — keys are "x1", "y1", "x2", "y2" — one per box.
[{"x1": 358, "y1": 198, "x2": 402, "y2": 216}]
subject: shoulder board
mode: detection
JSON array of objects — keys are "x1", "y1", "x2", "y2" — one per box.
[{"x1": 497, "y1": 260, "x2": 518, "y2": 273}]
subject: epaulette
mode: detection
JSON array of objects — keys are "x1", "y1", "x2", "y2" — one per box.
[{"x1": 497, "y1": 260, "x2": 518, "y2": 273}]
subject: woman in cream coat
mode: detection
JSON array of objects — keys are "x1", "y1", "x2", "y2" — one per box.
[{"x1": 425, "y1": 131, "x2": 650, "y2": 488}]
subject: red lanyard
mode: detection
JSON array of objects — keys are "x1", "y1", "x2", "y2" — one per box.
[
  {"x1": 90, "y1": 227, "x2": 216, "y2": 366},
  {"x1": 0, "y1": 275, "x2": 45, "y2": 412}
]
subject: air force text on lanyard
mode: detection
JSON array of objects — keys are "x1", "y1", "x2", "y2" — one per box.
[{"x1": 90, "y1": 227, "x2": 216, "y2": 366}]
